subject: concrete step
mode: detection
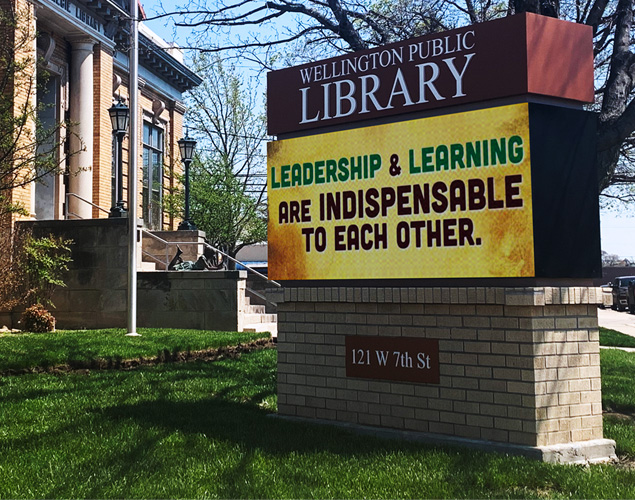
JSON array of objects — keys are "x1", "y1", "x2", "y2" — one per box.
[
  {"x1": 243, "y1": 322, "x2": 277, "y2": 336},
  {"x1": 142, "y1": 258, "x2": 167, "y2": 270},
  {"x1": 243, "y1": 313, "x2": 277, "y2": 325},
  {"x1": 139, "y1": 261, "x2": 156, "y2": 271},
  {"x1": 246, "y1": 304, "x2": 266, "y2": 314}
]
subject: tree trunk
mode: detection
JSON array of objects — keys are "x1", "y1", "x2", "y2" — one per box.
[
  {"x1": 596, "y1": 0, "x2": 634, "y2": 191},
  {"x1": 511, "y1": 0, "x2": 559, "y2": 17}
]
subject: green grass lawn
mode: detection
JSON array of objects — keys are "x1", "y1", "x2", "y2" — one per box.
[
  {"x1": 1, "y1": 349, "x2": 635, "y2": 499},
  {"x1": 601, "y1": 347, "x2": 635, "y2": 458},
  {"x1": 599, "y1": 328, "x2": 635, "y2": 458},
  {"x1": 0, "y1": 328, "x2": 269, "y2": 371},
  {"x1": 0, "y1": 330, "x2": 635, "y2": 498},
  {"x1": 600, "y1": 327, "x2": 635, "y2": 348}
]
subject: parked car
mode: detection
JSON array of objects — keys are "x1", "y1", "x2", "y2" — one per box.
[
  {"x1": 611, "y1": 276, "x2": 635, "y2": 311},
  {"x1": 628, "y1": 282, "x2": 635, "y2": 314}
]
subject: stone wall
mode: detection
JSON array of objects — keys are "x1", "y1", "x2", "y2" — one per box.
[
  {"x1": 273, "y1": 285, "x2": 615, "y2": 462},
  {"x1": 4, "y1": 218, "x2": 130, "y2": 329},
  {"x1": 137, "y1": 270, "x2": 247, "y2": 331},
  {"x1": 0, "y1": 219, "x2": 247, "y2": 332}
]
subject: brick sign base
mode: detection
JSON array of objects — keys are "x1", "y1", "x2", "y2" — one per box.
[{"x1": 271, "y1": 285, "x2": 616, "y2": 464}]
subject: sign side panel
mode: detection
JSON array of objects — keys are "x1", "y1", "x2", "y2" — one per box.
[
  {"x1": 526, "y1": 14, "x2": 595, "y2": 102},
  {"x1": 529, "y1": 104, "x2": 600, "y2": 278}
]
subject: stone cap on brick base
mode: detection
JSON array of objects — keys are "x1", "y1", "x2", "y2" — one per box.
[{"x1": 270, "y1": 287, "x2": 602, "y2": 307}]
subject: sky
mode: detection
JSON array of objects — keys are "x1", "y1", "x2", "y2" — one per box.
[
  {"x1": 600, "y1": 211, "x2": 635, "y2": 260},
  {"x1": 143, "y1": 7, "x2": 635, "y2": 262}
]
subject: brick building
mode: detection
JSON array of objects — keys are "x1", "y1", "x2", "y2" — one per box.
[{"x1": 2, "y1": 0, "x2": 201, "y2": 228}]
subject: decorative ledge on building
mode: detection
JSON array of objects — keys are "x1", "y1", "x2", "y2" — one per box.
[{"x1": 271, "y1": 286, "x2": 602, "y2": 306}]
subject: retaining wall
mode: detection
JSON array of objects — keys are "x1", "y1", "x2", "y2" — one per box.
[{"x1": 0, "y1": 219, "x2": 247, "y2": 331}]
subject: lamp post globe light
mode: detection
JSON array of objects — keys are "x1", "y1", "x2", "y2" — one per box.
[
  {"x1": 177, "y1": 133, "x2": 197, "y2": 230},
  {"x1": 108, "y1": 99, "x2": 130, "y2": 218}
]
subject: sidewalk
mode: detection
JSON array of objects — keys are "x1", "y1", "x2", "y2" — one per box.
[{"x1": 597, "y1": 308, "x2": 635, "y2": 338}]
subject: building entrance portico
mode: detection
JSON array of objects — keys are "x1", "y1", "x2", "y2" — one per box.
[
  {"x1": 31, "y1": 0, "x2": 114, "y2": 221},
  {"x1": 8, "y1": 0, "x2": 201, "y2": 227}
]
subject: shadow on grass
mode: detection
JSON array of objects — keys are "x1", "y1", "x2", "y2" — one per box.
[
  {"x1": 3, "y1": 351, "x2": 635, "y2": 498},
  {"x1": 97, "y1": 359, "x2": 515, "y2": 465},
  {"x1": 100, "y1": 360, "x2": 355, "y2": 457},
  {"x1": 98, "y1": 356, "x2": 435, "y2": 459},
  {"x1": 105, "y1": 396, "x2": 343, "y2": 453},
  {"x1": 99, "y1": 384, "x2": 635, "y2": 499}
]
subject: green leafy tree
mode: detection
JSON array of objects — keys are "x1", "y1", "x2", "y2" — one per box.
[
  {"x1": 166, "y1": 53, "x2": 267, "y2": 267},
  {"x1": 188, "y1": 155, "x2": 267, "y2": 267}
]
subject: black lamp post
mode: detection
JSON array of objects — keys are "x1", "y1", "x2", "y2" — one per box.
[
  {"x1": 177, "y1": 133, "x2": 197, "y2": 230},
  {"x1": 108, "y1": 99, "x2": 130, "y2": 218}
]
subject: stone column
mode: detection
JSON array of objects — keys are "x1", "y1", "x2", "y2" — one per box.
[{"x1": 68, "y1": 39, "x2": 95, "y2": 219}]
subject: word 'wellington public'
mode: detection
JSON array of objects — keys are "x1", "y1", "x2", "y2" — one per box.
[{"x1": 300, "y1": 54, "x2": 475, "y2": 124}]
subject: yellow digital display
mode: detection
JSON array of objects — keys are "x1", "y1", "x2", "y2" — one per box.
[{"x1": 267, "y1": 103, "x2": 534, "y2": 280}]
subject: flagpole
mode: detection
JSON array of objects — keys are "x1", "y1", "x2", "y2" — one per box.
[{"x1": 126, "y1": 0, "x2": 140, "y2": 336}]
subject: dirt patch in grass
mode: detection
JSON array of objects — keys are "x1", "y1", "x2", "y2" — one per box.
[
  {"x1": 605, "y1": 411, "x2": 635, "y2": 422},
  {"x1": 614, "y1": 456, "x2": 635, "y2": 470},
  {"x1": 605, "y1": 411, "x2": 635, "y2": 469},
  {"x1": 0, "y1": 337, "x2": 276, "y2": 376}
]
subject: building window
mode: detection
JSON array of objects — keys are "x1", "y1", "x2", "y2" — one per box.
[
  {"x1": 35, "y1": 72, "x2": 60, "y2": 220},
  {"x1": 142, "y1": 121, "x2": 164, "y2": 229}
]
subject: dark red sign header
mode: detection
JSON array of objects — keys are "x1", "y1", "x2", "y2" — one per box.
[{"x1": 267, "y1": 13, "x2": 593, "y2": 136}]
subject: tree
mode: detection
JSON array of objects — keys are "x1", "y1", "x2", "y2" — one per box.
[
  {"x1": 166, "y1": 53, "x2": 267, "y2": 267},
  {"x1": 602, "y1": 250, "x2": 623, "y2": 266},
  {"x1": 154, "y1": 0, "x2": 635, "y2": 200},
  {"x1": 188, "y1": 155, "x2": 267, "y2": 268}
]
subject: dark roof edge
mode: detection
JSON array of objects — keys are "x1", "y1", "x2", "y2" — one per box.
[
  {"x1": 138, "y1": 31, "x2": 203, "y2": 92},
  {"x1": 95, "y1": 0, "x2": 202, "y2": 92}
]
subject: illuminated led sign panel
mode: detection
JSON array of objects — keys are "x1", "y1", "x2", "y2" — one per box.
[{"x1": 267, "y1": 102, "x2": 599, "y2": 280}]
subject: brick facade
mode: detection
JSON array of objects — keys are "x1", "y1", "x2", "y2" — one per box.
[
  {"x1": 274, "y1": 286, "x2": 610, "y2": 455},
  {"x1": 93, "y1": 44, "x2": 114, "y2": 217}
]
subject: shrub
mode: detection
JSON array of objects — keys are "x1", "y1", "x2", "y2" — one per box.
[
  {"x1": 21, "y1": 233, "x2": 73, "y2": 308},
  {"x1": 0, "y1": 229, "x2": 72, "y2": 332},
  {"x1": 20, "y1": 304, "x2": 55, "y2": 332}
]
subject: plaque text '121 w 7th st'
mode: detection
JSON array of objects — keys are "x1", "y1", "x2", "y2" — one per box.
[{"x1": 345, "y1": 336, "x2": 440, "y2": 384}]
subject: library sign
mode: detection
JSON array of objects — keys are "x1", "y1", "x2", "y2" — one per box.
[
  {"x1": 267, "y1": 13, "x2": 600, "y2": 282},
  {"x1": 267, "y1": 13, "x2": 593, "y2": 135}
]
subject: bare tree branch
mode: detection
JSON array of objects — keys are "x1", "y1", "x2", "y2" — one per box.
[{"x1": 161, "y1": 0, "x2": 635, "y2": 198}]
